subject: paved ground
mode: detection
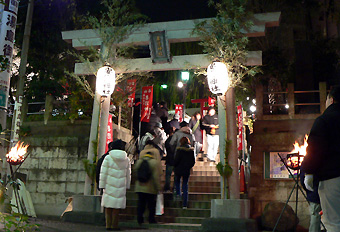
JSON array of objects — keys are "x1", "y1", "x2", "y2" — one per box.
[{"x1": 31, "y1": 218, "x2": 198, "y2": 232}]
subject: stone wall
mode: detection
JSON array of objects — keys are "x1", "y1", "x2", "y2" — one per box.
[
  {"x1": 17, "y1": 120, "x2": 132, "y2": 217},
  {"x1": 248, "y1": 119, "x2": 315, "y2": 229}
]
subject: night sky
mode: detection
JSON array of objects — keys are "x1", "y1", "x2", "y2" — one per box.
[{"x1": 134, "y1": 0, "x2": 216, "y2": 22}]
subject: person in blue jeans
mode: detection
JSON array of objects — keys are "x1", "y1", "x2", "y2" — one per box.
[{"x1": 174, "y1": 137, "x2": 195, "y2": 209}]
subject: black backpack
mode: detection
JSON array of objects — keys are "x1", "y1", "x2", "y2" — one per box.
[{"x1": 137, "y1": 154, "x2": 153, "y2": 183}]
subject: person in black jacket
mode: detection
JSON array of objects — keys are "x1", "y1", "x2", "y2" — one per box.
[
  {"x1": 188, "y1": 111, "x2": 203, "y2": 157},
  {"x1": 163, "y1": 127, "x2": 175, "y2": 192},
  {"x1": 174, "y1": 137, "x2": 195, "y2": 209},
  {"x1": 301, "y1": 85, "x2": 340, "y2": 231},
  {"x1": 156, "y1": 101, "x2": 169, "y2": 135}
]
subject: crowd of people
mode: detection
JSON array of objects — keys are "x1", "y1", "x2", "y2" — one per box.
[
  {"x1": 96, "y1": 101, "x2": 220, "y2": 230},
  {"x1": 93, "y1": 87, "x2": 340, "y2": 232},
  {"x1": 96, "y1": 102, "x2": 218, "y2": 230}
]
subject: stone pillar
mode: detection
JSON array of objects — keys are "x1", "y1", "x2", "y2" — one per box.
[
  {"x1": 217, "y1": 94, "x2": 227, "y2": 199},
  {"x1": 84, "y1": 93, "x2": 100, "y2": 195},
  {"x1": 97, "y1": 96, "x2": 110, "y2": 160},
  {"x1": 226, "y1": 88, "x2": 240, "y2": 199}
]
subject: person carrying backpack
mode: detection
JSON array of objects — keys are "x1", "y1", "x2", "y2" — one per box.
[{"x1": 134, "y1": 140, "x2": 162, "y2": 225}]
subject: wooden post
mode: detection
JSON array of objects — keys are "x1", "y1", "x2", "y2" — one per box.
[
  {"x1": 319, "y1": 82, "x2": 327, "y2": 113},
  {"x1": 255, "y1": 85, "x2": 263, "y2": 120},
  {"x1": 287, "y1": 83, "x2": 295, "y2": 118},
  {"x1": 44, "y1": 95, "x2": 54, "y2": 125}
]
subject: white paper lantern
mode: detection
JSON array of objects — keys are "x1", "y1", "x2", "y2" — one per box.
[
  {"x1": 207, "y1": 62, "x2": 229, "y2": 94},
  {"x1": 96, "y1": 65, "x2": 116, "y2": 97}
]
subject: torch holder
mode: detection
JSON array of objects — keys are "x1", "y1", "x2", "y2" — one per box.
[{"x1": 272, "y1": 153, "x2": 308, "y2": 232}]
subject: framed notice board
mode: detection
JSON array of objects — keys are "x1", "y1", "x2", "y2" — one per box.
[{"x1": 264, "y1": 152, "x2": 297, "y2": 179}]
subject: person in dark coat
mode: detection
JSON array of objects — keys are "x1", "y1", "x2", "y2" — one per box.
[
  {"x1": 156, "y1": 101, "x2": 169, "y2": 134},
  {"x1": 169, "y1": 113, "x2": 180, "y2": 132},
  {"x1": 300, "y1": 170, "x2": 322, "y2": 232},
  {"x1": 174, "y1": 137, "x2": 195, "y2": 209},
  {"x1": 301, "y1": 85, "x2": 340, "y2": 231},
  {"x1": 163, "y1": 127, "x2": 175, "y2": 192},
  {"x1": 188, "y1": 111, "x2": 203, "y2": 156},
  {"x1": 147, "y1": 108, "x2": 162, "y2": 132}
]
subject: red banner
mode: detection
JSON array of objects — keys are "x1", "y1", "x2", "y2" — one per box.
[
  {"x1": 208, "y1": 97, "x2": 216, "y2": 106},
  {"x1": 175, "y1": 104, "x2": 183, "y2": 122},
  {"x1": 127, "y1": 79, "x2": 136, "y2": 92},
  {"x1": 141, "y1": 86, "x2": 153, "y2": 122},
  {"x1": 237, "y1": 104, "x2": 243, "y2": 151},
  {"x1": 105, "y1": 114, "x2": 113, "y2": 153},
  {"x1": 128, "y1": 92, "x2": 135, "y2": 107},
  {"x1": 127, "y1": 79, "x2": 136, "y2": 107}
]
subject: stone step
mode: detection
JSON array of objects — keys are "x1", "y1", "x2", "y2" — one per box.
[
  {"x1": 190, "y1": 170, "x2": 220, "y2": 176},
  {"x1": 192, "y1": 165, "x2": 220, "y2": 171},
  {"x1": 124, "y1": 158, "x2": 223, "y2": 231},
  {"x1": 120, "y1": 214, "x2": 206, "y2": 224},
  {"x1": 119, "y1": 221, "x2": 201, "y2": 230},
  {"x1": 122, "y1": 206, "x2": 210, "y2": 218},
  {"x1": 126, "y1": 198, "x2": 212, "y2": 209},
  {"x1": 62, "y1": 211, "x2": 202, "y2": 230},
  {"x1": 126, "y1": 191, "x2": 221, "y2": 201}
]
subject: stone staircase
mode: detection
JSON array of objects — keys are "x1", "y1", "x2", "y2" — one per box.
[{"x1": 119, "y1": 158, "x2": 222, "y2": 230}]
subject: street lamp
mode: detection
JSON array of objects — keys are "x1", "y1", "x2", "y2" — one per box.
[
  {"x1": 181, "y1": 71, "x2": 190, "y2": 82},
  {"x1": 179, "y1": 71, "x2": 190, "y2": 121}
]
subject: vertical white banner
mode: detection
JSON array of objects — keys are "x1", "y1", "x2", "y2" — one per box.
[{"x1": 0, "y1": 0, "x2": 19, "y2": 109}]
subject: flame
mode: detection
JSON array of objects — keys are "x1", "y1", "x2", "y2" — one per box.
[
  {"x1": 6, "y1": 141, "x2": 29, "y2": 164},
  {"x1": 290, "y1": 134, "x2": 308, "y2": 155},
  {"x1": 287, "y1": 135, "x2": 309, "y2": 168}
]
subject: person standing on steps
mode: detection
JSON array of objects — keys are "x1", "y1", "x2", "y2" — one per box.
[
  {"x1": 169, "y1": 121, "x2": 195, "y2": 152},
  {"x1": 99, "y1": 139, "x2": 131, "y2": 231},
  {"x1": 174, "y1": 137, "x2": 195, "y2": 209},
  {"x1": 163, "y1": 127, "x2": 175, "y2": 193},
  {"x1": 156, "y1": 101, "x2": 169, "y2": 135},
  {"x1": 134, "y1": 140, "x2": 162, "y2": 225},
  {"x1": 202, "y1": 106, "x2": 219, "y2": 162},
  {"x1": 188, "y1": 111, "x2": 203, "y2": 158}
]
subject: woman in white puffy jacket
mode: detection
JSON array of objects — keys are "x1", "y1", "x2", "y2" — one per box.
[{"x1": 99, "y1": 139, "x2": 131, "y2": 231}]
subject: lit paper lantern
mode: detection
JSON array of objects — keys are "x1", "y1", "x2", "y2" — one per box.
[
  {"x1": 207, "y1": 62, "x2": 229, "y2": 94},
  {"x1": 96, "y1": 65, "x2": 116, "y2": 97}
]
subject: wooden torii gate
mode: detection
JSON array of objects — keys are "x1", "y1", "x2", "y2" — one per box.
[{"x1": 62, "y1": 12, "x2": 281, "y2": 195}]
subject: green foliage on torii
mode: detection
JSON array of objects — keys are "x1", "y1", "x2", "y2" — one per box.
[
  {"x1": 193, "y1": 0, "x2": 260, "y2": 88},
  {"x1": 68, "y1": 0, "x2": 151, "y2": 99}
]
